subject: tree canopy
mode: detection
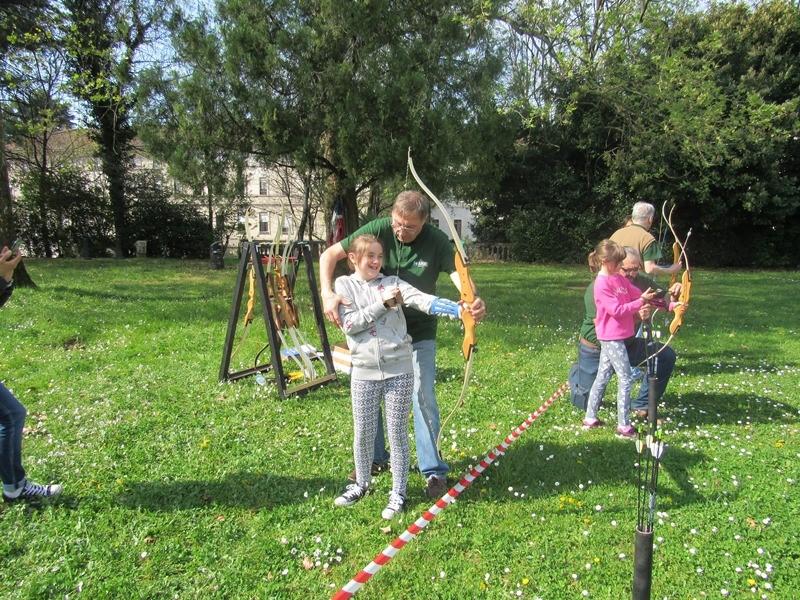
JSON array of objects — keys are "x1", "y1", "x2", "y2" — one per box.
[{"x1": 3, "y1": 0, "x2": 799, "y2": 267}]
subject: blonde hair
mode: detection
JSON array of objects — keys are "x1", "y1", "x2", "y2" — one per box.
[
  {"x1": 588, "y1": 239, "x2": 626, "y2": 273},
  {"x1": 347, "y1": 234, "x2": 383, "y2": 271}
]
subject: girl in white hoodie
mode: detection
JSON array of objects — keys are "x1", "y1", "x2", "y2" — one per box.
[{"x1": 333, "y1": 234, "x2": 460, "y2": 519}]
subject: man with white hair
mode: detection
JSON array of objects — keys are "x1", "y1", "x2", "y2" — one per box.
[{"x1": 610, "y1": 202, "x2": 682, "y2": 276}]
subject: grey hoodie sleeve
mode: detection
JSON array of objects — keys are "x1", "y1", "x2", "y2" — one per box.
[
  {"x1": 393, "y1": 277, "x2": 436, "y2": 314},
  {"x1": 335, "y1": 276, "x2": 390, "y2": 335}
]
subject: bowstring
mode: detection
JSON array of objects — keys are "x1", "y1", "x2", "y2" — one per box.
[
  {"x1": 394, "y1": 235, "x2": 403, "y2": 279},
  {"x1": 658, "y1": 201, "x2": 672, "y2": 270},
  {"x1": 396, "y1": 159, "x2": 411, "y2": 278}
]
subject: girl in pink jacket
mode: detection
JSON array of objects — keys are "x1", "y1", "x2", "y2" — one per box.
[{"x1": 583, "y1": 240, "x2": 656, "y2": 438}]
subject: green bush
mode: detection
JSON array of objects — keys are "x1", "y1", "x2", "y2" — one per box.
[
  {"x1": 15, "y1": 167, "x2": 113, "y2": 257},
  {"x1": 126, "y1": 172, "x2": 212, "y2": 258}
]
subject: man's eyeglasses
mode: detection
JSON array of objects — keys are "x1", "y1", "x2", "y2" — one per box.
[
  {"x1": 391, "y1": 220, "x2": 421, "y2": 233},
  {"x1": 620, "y1": 266, "x2": 639, "y2": 275}
]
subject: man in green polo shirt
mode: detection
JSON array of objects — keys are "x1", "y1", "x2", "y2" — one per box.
[
  {"x1": 610, "y1": 202, "x2": 682, "y2": 277},
  {"x1": 320, "y1": 191, "x2": 486, "y2": 499}
]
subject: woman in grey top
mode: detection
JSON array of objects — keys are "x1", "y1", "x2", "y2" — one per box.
[{"x1": 333, "y1": 235, "x2": 460, "y2": 519}]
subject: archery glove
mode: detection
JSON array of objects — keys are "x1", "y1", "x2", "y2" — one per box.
[{"x1": 429, "y1": 297, "x2": 461, "y2": 320}]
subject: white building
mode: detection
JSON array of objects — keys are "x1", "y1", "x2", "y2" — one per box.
[
  {"x1": 235, "y1": 162, "x2": 327, "y2": 247},
  {"x1": 8, "y1": 130, "x2": 476, "y2": 250},
  {"x1": 430, "y1": 201, "x2": 475, "y2": 242}
]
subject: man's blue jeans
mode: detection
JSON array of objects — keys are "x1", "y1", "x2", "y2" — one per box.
[
  {"x1": 0, "y1": 381, "x2": 27, "y2": 492},
  {"x1": 569, "y1": 339, "x2": 676, "y2": 411},
  {"x1": 372, "y1": 339, "x2": 448, "y2": 479}
]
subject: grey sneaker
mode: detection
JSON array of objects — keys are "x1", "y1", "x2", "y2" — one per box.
[
  {"x1": 381, "y1": 492, "x2": 406, "y2": 520},
  {"x1": 334, "y1": 483, "x2": 368, "y2": 507},
  {"x1": 3, "y1": 480, "x2": 63, "y2": 503}
]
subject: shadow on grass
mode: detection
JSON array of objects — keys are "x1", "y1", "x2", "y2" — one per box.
[
  {"x1": 434, "y1": 366, "x2": 463, "y2": 382},
  {"x1": 47, "y1": 285, "x2": 226, "y2": 322},
  {"x1": 564, "y1": 385, "x2": 796, "y2": 429},
  {"x1": 665, "y1": 391, "x2": 798, "y2": 426},
  {"x1": 446, "y1": 439, "x2": 705, "y2": 511},
  {"x1": 117, "y1": 472, "x2": 338, "y2": 511},
  {"x1": 672, "y1": 350, "x2": 799, "y2": 377}
]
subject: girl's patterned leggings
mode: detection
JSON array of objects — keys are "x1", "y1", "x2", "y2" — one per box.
[
  {"x1": 351, "y1": 373, "x2": 414, "y2": 496},
  {"x1": 585, "y1": 340, "x2": 633, "y2": 427}
]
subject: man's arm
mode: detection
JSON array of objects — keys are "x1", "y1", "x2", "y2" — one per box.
[
  {"x1": 643, "y1": 260, "x2": 682, "y2": 276},
  {"x1": 641, "y1": 237, "x2": 682, "y2": 276},
  {"x1": 448, "y1": 271, "x2": 486, "y2": 322},
  {"x1": 319, "y1": 242, "x2": 348, "y2": 326},
  {"x1": 0, "y1": 247, "x2": 22, "y2": 309}
]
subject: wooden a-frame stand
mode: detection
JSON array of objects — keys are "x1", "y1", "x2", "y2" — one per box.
[{"x1": 219, "y1": 241, "x2": 336, "y2": 399}]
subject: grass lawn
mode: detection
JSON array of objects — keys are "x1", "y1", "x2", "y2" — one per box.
[{"x1": 1, "y1": 258, "x2": 798, "y2": 599}]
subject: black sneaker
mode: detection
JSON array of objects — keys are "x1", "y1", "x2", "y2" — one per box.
[
  {"x1": 425, "y1": 476, "x2": 448, "y2": 499},
  {"x1": 381, "y1": 492, "x2": 406, "y2": 520},
  {"x1": 3, "y1": 481, "x2": 63, "y2": 503},
  {"x1": 347, "y1": 460, "x2": 389, "y2": 483},
  {"x1": 334, "y1": 483, "x2": 368, "y2": 507}
]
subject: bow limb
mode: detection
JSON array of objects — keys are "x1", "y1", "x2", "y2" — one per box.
[
  {"x1": 638, "y1": 204, "x2": 694, "y2": 366},
  {"x1": 662, "y1": 204, "x2": 692, "y2": 337},
  {"x1": 437, "y1": 349, "x2": 476, "y2": 450},
  {"x1": 407, "y1": 148, "x2": 478, "y2": 452},
  {"x1": 662, "y1": 202, "x2": 679, "y2": 288},
  {"x1": 669, "y1": 269, "x2": 692, "y2": 335},
  {"x1": 455, "y1": 252, "x2": 477, "y2": 360},
  {"x1": 407, "y1": 147, "x2": 477, "y2": 360},
  {"x1": 669, "y1": 241, "x2": 680, "y2": 288}
]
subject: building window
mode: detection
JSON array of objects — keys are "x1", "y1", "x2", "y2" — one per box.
[
  {"x1": 259, "y1": 212, "x2": 270, "y2": 234},
  {"x1": 259, "y1": 177, "x2": 270, "y2": 196},
  {"x1": 454, "y1": 219, "x2": 462, "y2": 238},
  {"x1": 282, "y1": 215, "x2": 291, "y2": 234}
]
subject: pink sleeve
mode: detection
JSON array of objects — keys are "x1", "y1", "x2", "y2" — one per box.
[{"x1": 595, "y1": 276, "x2": 643, "y2": 317}]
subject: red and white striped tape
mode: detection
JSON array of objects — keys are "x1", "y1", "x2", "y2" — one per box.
[{"x1": 331, "y1": 381, "x2": 569, "y2": 600}]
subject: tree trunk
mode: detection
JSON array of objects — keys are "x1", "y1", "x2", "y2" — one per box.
[
  {"x1": 330, "y1": 175, "x2": 357, "y2": 279},
  {"x1": 55, "y1": 204, "x2": 66, "y2": 256},
  {"x1": 206, "y1": 176, "x2": 214, "y2": 238},
  {"x1": 0, "y1": 109, "x2": 13, "y2": 238},
  {"x1": 332, "y1": 175, "x2": 359, "y2": 234},
  {"x1": 97, "y1": 108, "x2": 130, "y2": 258},
  {"x1": 297, "y1": 172, "x2": 311, "y2": 241},
  {"x1": 38, "y1": 164, "x2": 52, "y2": 257},
  {"x1": 108, "y1": 161, "x2": 127, "y2": 258},
  {"x1": 0, "y1": 109, "x2": 36, "y2": 288},
  {"x1": 367, "y1": 181, "x2": 382, "y2": 219}
]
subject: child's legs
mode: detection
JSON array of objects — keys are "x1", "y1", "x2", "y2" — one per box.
[
  {"x1": 351, "y1": 379, "x2": 383, "y2": 488},
  {"x1": 604, "y1": 341, "x2": 633, "y2": 427},
  {"x1": 0, "y1": 381, "x2": 27, "y2": 491},
  {"x1": 585, "y1": 347, "x2": 614, "y2": 420},
  {"x1": 383, "y1": 373, "x2": 414, "y2": 497}
]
